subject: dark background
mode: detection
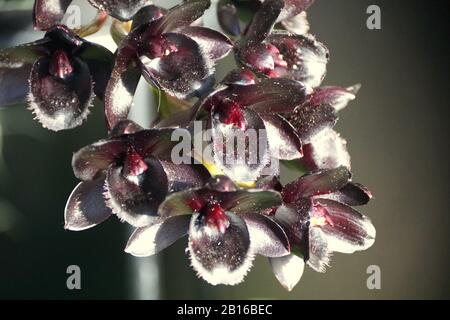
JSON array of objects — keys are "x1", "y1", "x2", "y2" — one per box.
[{"x1": 0, "y1": 0, "x2": 449, "y2": 299}]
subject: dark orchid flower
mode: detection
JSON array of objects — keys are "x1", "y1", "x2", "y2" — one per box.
[
  {"x1": 270, "y1": 166, "x2": 375, "y2": 281},
  {"x1": 288, "y1": 84, "x2": 361, "y2": 170},
  {"x1": 0, "y1": 25, "x2": 114, "y2": 131},
  {"x1": 65, "y1": 120, "x2": 210, "y2": 229},
  {"x1": 234, "y1": 0, "x2": 328, "y2": 89},
  {"x1": 125, "y1": 176, "x2": 292, "y2": 286},
  {"x1": 218, "y1": 0, "x2": 314, "y2": 36},
  {"x1": 105, "y1": 0, "x2": 233, "y2": 130},
  {"x1": 33, "y1": 0, "x2": 153, "y2": 30},
  {"x1": 192, "y1": 69, "x2": 307, "y2": 184}
]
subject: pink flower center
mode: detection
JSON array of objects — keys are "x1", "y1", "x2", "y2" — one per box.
[
  {"x1": 219, "y1": 100, "x2": 248, "y2": 131},
  {"x1": 49, "y1": 50, "x2": 74, "y2": 79},
  {"x1": 123, "y1": 148, "x2": 148, "y2": 177},
  {"x1": 148, "y1": 36, "x2": 178, "y2": 58},
  {"x1": 205, "y1": 202, "x2": 229, "y2": 234}
]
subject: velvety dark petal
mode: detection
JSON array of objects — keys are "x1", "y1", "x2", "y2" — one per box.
[
  {"x1": 260, "y1": 114, "x2": 303, "y2": 160},
  {"x1": 188, "y1": 211, "x2": 254, "y2": 285},
  {"x1": 210, "y1": 107, "x2": 270, "y2": 182},
  {"x1": 224, "y1": 189, "x2": 282, "y2": 215},
  {"x1": 125, "y1": 215, "x2": 190, "y2": 257},
  {"x1": 109, "y1": 119, "x2": 144, "y2": 137},
  {"x1": 104, "y1": 162, "x2": 163, "y2": 227},
  {"x1": 33, "y1": 0, "x2": 73, "y2": 30},
  {"x1": 244, "y1": 0, "x2": 284, "y2": 43},
  {"x1": 158, "y1": 189, "x2": 200, "y2": 218},
  {"x1": 265, "y1": 32, "x2": 329, "y2": 88},
  {"x1": 72, "y1": 138, "x2": 127, "y2": 181},
  {"x1": 217, "y1": 0, "x2": 241, "y2": 36},
  {"x1": 282, "y1": 166, "x2": 351, "y2": 203},
  {"x1": 269, "y1": 254, "x2": 304, "y2": 291},
  {"x1": 45, "y1": 25, "x2": 84, "y2": 47},
  {"x1": 307, "y1": 226, "x2": 331, "y2": 272},
  {"x1": 321, "y1": 182, "x2": 372, "y2": 206},
  {"x1": 88, "y1": 0, "x2": 152, "y2": 21},
  {"x1": 139, "y1": 32, "x2": 213, "y2": 99},
  {"x1": 241, "y1": 213, "x2": 290, "y2": 258},
  {"x1": 131, "y1": 5, "x2": 166, "y2": 30},
  {"x1": 76, "y1": 41, "x2": 115, "y2": 100},
  {"x1": 273, "y1": 201, "x2": 310, "y2": 251},
  {"x1": 157, "y1": 160, "x2": 210, "y2": 193},
  {"x1": 151, "y1": 0, "x2": 211, "y2": 35},
  {"x1": 281, "y1": 11, "x2": 310, "y2": 35},
  {"x1": 0, "y1": 40, "x2": 49, "y2": 108},
  {"x1": 288, "y1": 102, "x2": 338, "y2": 142},
  {"x1": 104, "y1": 42, "x2": 141, "y2": 130},
  {"x1": 309, "y1": 84, "x2": 360, "y2": 111},
  {"x1": 28, "y1": 56, "x2": 94, "y2": 131},
  {"x1": 313, "y1": 198, "x2": 376, "y2": 253},
  {"x1": 300, "y1": 128, "x2": 351, "y2": 170},
  {"x1": 177, "y1": 26, "x2": 233, "y2": 60},
  {"x1": 64, "y1": 177, "x2": 112, "y2": 231},
  {"x1": 222, "y1": 69, "x2": 257, "y2": 86}
]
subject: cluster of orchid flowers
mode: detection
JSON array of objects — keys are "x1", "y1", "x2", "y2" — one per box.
[{"x1": 0, "y1": 0, "x2": 375, "y2": 291}]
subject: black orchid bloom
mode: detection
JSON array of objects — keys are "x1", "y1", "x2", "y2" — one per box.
[
  {"x1": 288, "y1": 84, "x2": 361, "y2": 171},
  {"x1": 125, "y1": 176, "x2": 291, "y2": 286},
  {"x1": 234, "y1": 0, "x2": 328, "y2": 89},
  {"x1": 65, "y1": 120, "x2": 210, "y2": 229},
  {"x1": 105, "y1": 0, "x2": 233, "y2": 130},
  {"x1": 267, "y1": 166, "x2": 374, "y2": 287},
  {"x1": 33, "y1": 0, "x2": 153, "y2": 30},
  {"x1": 191, "y1": 69, "x2": 307, "y2": 184},
  {"x1": 218, "y1": 0, "x2": 315, "y2": 36},
  {"x1": 0, "y1": 25, "x2": 114, "y2": 131}
]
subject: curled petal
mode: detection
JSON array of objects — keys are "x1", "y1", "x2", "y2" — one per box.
[
  {"x1": 72, "y1": 139, "x2": 127, "y2": 181},
  {"x1": 157, "y1": 160, "x2": 210, "y2": 193},
  {"x1": 273, "y1": 202, "x2": 310, "y2": 251},
  {"x1": 265, "y1": 32, "x2": 329, "y2": 88},
  {"x1": 313, "y1": 198, "x2": 376, "y2": 254},
  {"x1": 307, "y1": 226, "x2": 331, "y2": 272},
  {"x1": 281, "y1": 11, "x2": 310, "y2": 35},
  {"x1": 244, "y1": 0, "x2": 284, "y2": 43},
  {"x1": 125, "y1": 215, "x2": 190, "y2": 257},
  {"x1": 282, "y1": 166, "x2": 351, "y2": 203},
  {"x1": 300, "y1": 128, "x2": 351, "y2": 170},
  {"x1": 309, "y1": 85, "x2": 360, "y2": 112},
  {"x1": 88, "y1": 0, "x2": 152, "y2": 21},
  {"x1": 241, "y1": 213, "x2": 290, "y2": 258},
  {"x1": 270, "y1": 254, "x2": 305, "y2": 291},
  {"x1": 260, "y1": 114, "x2": 303, "y2": 160},
  {"x1": 33, "y1": 0, "x2": 73, "y2": 30},
  {"x1": 320, "y1": 182, "x2": 372, "y2": 206},
  {"x1": 64, "y1": 178, "x2": 112, "y2": 231},
  {"x1": 28, "y1": 56, "x2": 94, "y2": 131},
  {"x1": 289, "y1": 102, "x2": 337, "y2": 142},
  {"x1": 139, "y1": 32, "x2": 214, "y2": 99},
  {"x1": 188, "y1": 211, "x2": 254, "y2": 285},
  {"x1": 177, "y1": 26, "x2": 233, "y2": 60},
  {"x1": 217, "y1": 0, "x2": 241, "y2": 36},
  {"x1": 131, "y1": 5, "x2": 166, "y2": 30},
  {"x1": 151, "y1": 0, "x2": 211, "y2": 35}
]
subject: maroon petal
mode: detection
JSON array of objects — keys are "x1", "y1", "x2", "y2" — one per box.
[
  {"x1": 188, "y1": 211, "x2": 254, "y2": 285},
  {"x1": 151, "y1": 0, "x2": 211, "y2": 35},
  {"x1": 223, "y1": 189, "x2": 283, "y2": 215},
  {"x1": 72, "y1": 138, "x2": 127, "y2": 181},
  {"x1": 206, "y1": 175, "x2": 238, "y2": 192},
  {"x1": 88, "y1": 0, "x2": 152, "y2": 21},
  {"x1": 28, "y1": 56, "x2": 94, "y2": 131},
  {"x1": 125, "y1": 215, "x2": 190, "y2": 257},
  {"x1": 139, "y1": 32, "x2": 214, "y2": 99},
  {"x1": 33, "y1": 0, "x2": 73, "y2": 30},
  {"x1": 64, "y1": 177, "x2": 112, "y2": 231},
  {"x1": 321, "y1": 182, "x2": 372, "y2": 206},
  {"x1": 265, "y1": 32, "x2": 329, "y2": 88},
  {"x1": 309, "y1": 84, "x2": 360, "y2": 111},
  {"x1": 104, "y1": 41, "x2": 141, "y2": 130},
  {"x1": 76, "y1": 41, "x2": 115, "y2": 100},
  {"x1": 0, "y1": 40, "x2": 49, "y2": 108},
  {"x1": 217, "y1": 0, "x2": 241, "y2": 36},
  {"x1": 282, "y1": 166, "x2": 351, "y2": 203},
  {"x1": 244, "y1": 0, "x2": 284, "y2": 43},
  {"x1": 222, "y1": 69, "x2": 257, "y2": 86},
  {"x1": 177, "y1": 26, "x2": 233, "y2": 60},
  {"x1": 131, "y1": 5, "x2": 166, "y2": 30},
  {"x1": 312, "y1": 198, "x2": 376, "y2": 254},
  {"x1": 270, "y1": 254, "x2": 305, "y2": 291},
  {"x1": 260, "y1": 114, "x2": 303, "y2": 160},
  {"x1": 241, "y1": 212, "x2": 290, "y2": 258},
  {"x1": 300, "y1": 128, "x2": 351, "y2": 170},
  {"x1": 109, "y1": 119, "x2": 144, "y2": 137},
  {"x1": 288, "y1": 102, "x2": 338, "y2": 142}
]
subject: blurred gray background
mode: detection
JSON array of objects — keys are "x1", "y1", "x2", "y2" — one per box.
[{"x1": 0, "y1": 0, "x2": 448, "y2": 299}]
